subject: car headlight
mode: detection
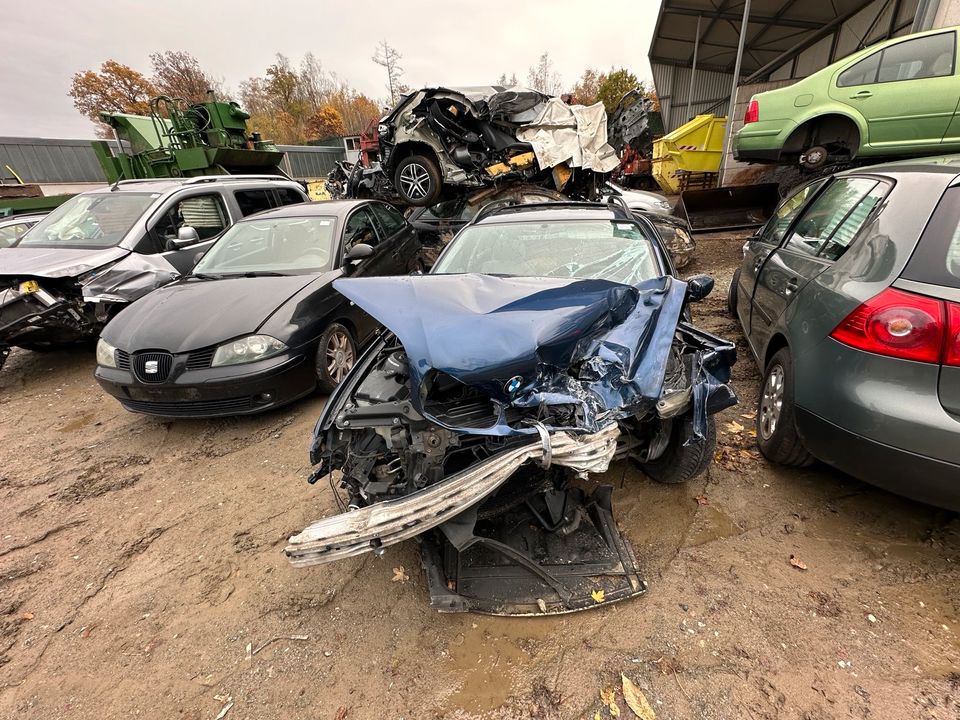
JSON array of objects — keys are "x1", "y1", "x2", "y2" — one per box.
[
  {"x1": 211, "y1": 335, "x2": 287, "y2": 367},
  {"x1": 656, "y1": 199, "x2": 671, "y2": 211},
  {"x1": 96, "y1": 338, "x2": 118, "y2": 368}
]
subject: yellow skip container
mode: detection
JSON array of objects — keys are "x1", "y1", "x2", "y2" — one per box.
[{"x1": 652, "y1": 114, "x2": 727, "y2": 195}]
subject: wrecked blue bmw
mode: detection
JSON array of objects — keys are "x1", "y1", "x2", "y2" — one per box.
[{"x1": 287, "y1": 202, "x2": 736, "y2": 615}]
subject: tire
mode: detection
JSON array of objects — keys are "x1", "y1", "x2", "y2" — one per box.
[
  {"x1": 315, "y1": 323, "x2": 356, "y2": 394},
  {"x1": 727, "y1": 267, "x2": 741, "y2": 319},
  {"x1": 394, "y1": 154, "x2": 442, "y2": 206},
  {"x1": 756, "y1": 348, "x2": 814, "y2": 466},
  {"x1": 639, "y1": 416, "x2": 717, "y2": 484},
  {"x1": 800, "y1": 145, "x2": 829, "y2": 171}
]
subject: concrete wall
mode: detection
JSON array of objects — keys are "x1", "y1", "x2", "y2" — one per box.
[{"x1": 934, "y1": 0, "x2": 960, "y2": 26}]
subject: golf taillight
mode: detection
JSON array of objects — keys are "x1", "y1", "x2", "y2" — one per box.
[
  {"x1": 744, "y1": 99, "x2": 759, "y2": 124},
  {"x1": 946, "y1": 303, "x2": 960, "y2": 366},
  {"x1": 830, "y1": 287, "x2": 953, "y2": 364}
]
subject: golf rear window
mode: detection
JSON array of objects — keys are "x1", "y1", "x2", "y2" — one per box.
[{"x1": 902, "y1": 186, "x2": 960, "y2": 289}]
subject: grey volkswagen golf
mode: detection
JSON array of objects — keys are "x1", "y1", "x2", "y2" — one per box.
[{"x1": 728, "y1": 156, "x2": 960, "y2": 510}]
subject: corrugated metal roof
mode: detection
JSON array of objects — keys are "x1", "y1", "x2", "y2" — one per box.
[
  {"x1": 649, "y1": 0, "x2": 906, "y2": 78},
  {"x1": 0, "y1": 137, "x2": 119, "y2": 183},
  {"x1": 0, "y1": 137, "x2": 345, "y2": 184}
]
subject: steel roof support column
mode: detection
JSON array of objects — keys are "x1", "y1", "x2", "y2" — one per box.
[
  {"x1": 686, "y1": 14, "x2": 703, "y2": 122},
  {"x1": 719, "y1": 0, "x2": 751, "y2": 186}
]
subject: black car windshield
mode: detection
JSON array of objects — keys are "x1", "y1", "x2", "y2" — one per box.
[
  {"x1": 194, "y1": 216, "x2": 338, "y2": 275},
  {"x1": 432, "y1": 219, "x2": 660, "y2": 285},
  {"x1": 16, "y1": 192, "x2": 157, "y2": 249}
]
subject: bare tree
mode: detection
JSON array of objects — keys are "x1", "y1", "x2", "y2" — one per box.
[
  {"x1": 526, "y1": 52, "x2": 562, "y2": 95},
  {"x1": 149, "y1": 51, "x2": 223, "y2": 103},
  {"x1": 372, "y1": 40, "x2": 404, "y2": 105}
]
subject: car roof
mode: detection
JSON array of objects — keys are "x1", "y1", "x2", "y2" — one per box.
[
  {"x1": 236, "y1": 199, "x2": 375, "y2": 222},
  {"x1": 840, "y1": 153, "x2": 960, "y2": 178},
  {"x1": 87, "y1": 175, "x2": 303, "y2": 195},
  {"x1": 471, "y1": 203, "x2": 629, "y2": 226}
]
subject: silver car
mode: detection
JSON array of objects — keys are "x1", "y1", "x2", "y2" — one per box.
[{"x1": 729, "y1": 156, "x2": 960, "y2": 510}]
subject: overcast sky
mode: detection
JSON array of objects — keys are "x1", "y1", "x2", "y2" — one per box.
[{"x1": 1, "y1": 0, "x2": 657, "y2": 139}]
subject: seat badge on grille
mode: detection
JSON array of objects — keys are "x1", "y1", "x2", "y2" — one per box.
[{"x1": 144, "y1": 360, "x2": 159, "y2": 374}]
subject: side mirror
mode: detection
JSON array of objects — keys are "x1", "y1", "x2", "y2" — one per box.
[
  {"x1": 685, "y1": 274, "x2": 715, "y2": 303},
  {"x1": 165, "y1": 226, "x2": 200, "y2": 251},
  {"x1": 344, "y1": 243, "x2": 374, "y2": 264}
]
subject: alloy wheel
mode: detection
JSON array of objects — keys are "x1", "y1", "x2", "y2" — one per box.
[
  {"x1": 325, "y1": 330, "x2": 355, "y2": 384},
  {"x1": 759, "y1": 364, "x2": 785, "y2": 440},
  {"x1": 399, "y1": 163, "x2": 431, "y2": 200}
]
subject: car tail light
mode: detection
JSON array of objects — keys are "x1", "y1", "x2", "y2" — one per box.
[
  {"x1": 744, "y1": 99, "x2": 759, "y2": 125},
  {"x1": 945, "y1": 302, "x2": 960, "y2": 366},
  {"x1": 830, "y1": 288, "x2": 945, "y2": 364}
]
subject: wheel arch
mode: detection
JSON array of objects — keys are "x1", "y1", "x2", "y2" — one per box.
[
  {"x1": 390, "y1": 141, "x2": 440, "y2": 168},
  {"x1": 782, "y1": 112, "x2": 863, "y2": 158},
  {"x1": 763, "y1": 332, "x2": 790, "y2": 369}
]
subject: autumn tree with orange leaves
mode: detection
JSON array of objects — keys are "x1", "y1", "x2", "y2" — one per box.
[{"x1": 69, "y1": 60, "x2": 157, "y2": 137}]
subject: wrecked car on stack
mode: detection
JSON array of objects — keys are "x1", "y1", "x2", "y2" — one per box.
[
  {"x1": 340, "y1": 86, "x2": 621, "y2": 206},
  {"x1": 286, "y1": 198, "x2": 737, "y2": 615}
]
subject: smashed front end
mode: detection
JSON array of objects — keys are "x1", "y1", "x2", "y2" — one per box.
[
  {"x1": 287, "y1": 275, "x2": 736, "y2": 614},
  {"x1": 0, "y1": 253, "x2": 178, "y2": 369}
]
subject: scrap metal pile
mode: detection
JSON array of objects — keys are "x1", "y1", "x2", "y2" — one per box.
[{"x1": 327, "y1": 86, "x2": 650, "y2": 208}]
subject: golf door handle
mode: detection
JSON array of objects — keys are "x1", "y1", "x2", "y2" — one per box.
[
  {"x1": 785, "y1": 276, "x2": 800, "y2": 295},
  {"x1": 753, "y1": 256, "x2": 765, "y2": 270},
  {"x1": 850, "y1": 90, "x2": 873, "y2": 99}
]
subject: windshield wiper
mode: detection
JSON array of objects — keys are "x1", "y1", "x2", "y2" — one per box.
[
  {"x1": 184, "y1": 272, "x2": 222, "y2": 281},
  {"x1": 236, "y1": 270, "x2": 288, "y2": 278}
]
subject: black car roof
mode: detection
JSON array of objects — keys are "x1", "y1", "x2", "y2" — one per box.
[
  {"x1": 471, "y1": 202, "x2": 630, "y2": 226},
  {"x1": 236, "y1": 199, "x2": 374, "y2": 222}
]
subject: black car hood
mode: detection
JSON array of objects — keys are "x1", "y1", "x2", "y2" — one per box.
[
  {"x1": 0, "y1": 246, "x2": 129, "y2": 279},
  {"x1": 103, "y1": 273, "x2": 328, "y2": 353}
]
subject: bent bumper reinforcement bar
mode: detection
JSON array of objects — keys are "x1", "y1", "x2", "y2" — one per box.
[{"x1": 285, "y1": 424, "x2": 620, "y2": 567}]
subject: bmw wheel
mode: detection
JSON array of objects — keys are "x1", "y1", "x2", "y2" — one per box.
[
  {"x1": 316, "y1": 323, "x2": 356, "y2": 394},
  {"x1": 756, "y1": 348, "x2": 814, "y2": 466},
  {"x1": 394, "y1": 154, "x2": 442, "y2": 206}
]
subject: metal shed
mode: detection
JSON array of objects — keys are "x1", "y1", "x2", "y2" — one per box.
[{"x1": 650, "y1": 0, "x2": 932, "y2": 133}]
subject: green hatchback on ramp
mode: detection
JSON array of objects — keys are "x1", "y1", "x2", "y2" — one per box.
[{"x1": 735, "y1": 26, "x2": 960, "y2": 169}]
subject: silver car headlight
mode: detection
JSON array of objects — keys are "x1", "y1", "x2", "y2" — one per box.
[
  {"x1": 96, "y1": 338, "x2": 118, "y2": 368},
  {"x1": 211, "y1": 335, "x2": 287, "y2": 367}
]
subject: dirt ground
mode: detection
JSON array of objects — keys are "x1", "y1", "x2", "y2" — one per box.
[{"x1": 1, "y1": 233, "x2": 958, "y2": 720}]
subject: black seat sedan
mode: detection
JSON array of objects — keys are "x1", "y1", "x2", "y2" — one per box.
[{"x1": 95, "y1": 200, "x2": 420, "y2": 417}]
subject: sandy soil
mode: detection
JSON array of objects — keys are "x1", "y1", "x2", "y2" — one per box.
[{"x1": 1, "y1": 233, "x2": 958, "y2": 720}]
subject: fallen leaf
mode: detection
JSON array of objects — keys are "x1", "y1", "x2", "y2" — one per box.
[
  {"x1": 334, "y1": 706, "x2": 348, "y2": 720},
  {"x1": 391, "y1": 566, "x2": 409, "y2": 583},
  {"x1": 610, "y1": 700, "x2": 621, "y2": 718},
  {"x1": 592, "y1": 589, "x2": 606, "y2": 604},
  {"x1": 693, "y1": 494, "x2": 709, "y2": 506},
  {"x1": 21, "y1": 612, "x2": 34, "y2": 621},
  {"x1": 789, "y1": 555, "x2": 808, "y2": 570},
  {"x1": 594, "y1": 713, "x2": 602, "y2": 720},
  {"x1": 600, "y1": 686, "x2": 616, "y2": 706},
  {"x1": 725, "y1": 420, "x2": 745, "y2": 433},
  {"x1": 741, "y1": 411, "x2": 757, "y2": 420},
  {"x1": 748, "y1": 430, "x2": 757, "y2": 438},
  {"x1": 214, "y1": 702, "x2": 234, "y2": 720},
  {"x1": 622, "y1": 674, "x2": 657, "y2": 719}
]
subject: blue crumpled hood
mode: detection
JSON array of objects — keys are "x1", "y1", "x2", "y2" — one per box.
[{"x1": 334, "y1": 273, "x2": 687, "y2": 435}]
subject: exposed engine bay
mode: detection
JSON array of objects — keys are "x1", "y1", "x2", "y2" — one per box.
[{"x1": 287, "y1": 274, "x2": 736, "y2": 615}]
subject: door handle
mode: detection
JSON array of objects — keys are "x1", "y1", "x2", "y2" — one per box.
[
  {"x1": 849, "y1": 90, "x2": 873, "y2": 99},
  {"x1": 784, "y1": 277, "x2": 800, "y2": 295},
  {"x1": 753, "y1": 256, "x2": 764, "y2": 270}
]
